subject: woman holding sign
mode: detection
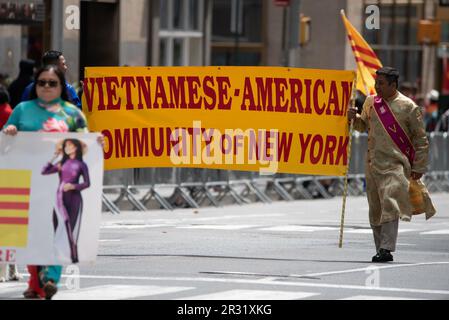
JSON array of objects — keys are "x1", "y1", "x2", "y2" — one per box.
[{"x1": 2, "y1": 64, "x2": 101, "y2": 300}]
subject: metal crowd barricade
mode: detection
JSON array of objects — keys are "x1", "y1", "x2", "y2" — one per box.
[
  {"x1": 228, "y1": 170, "x2": 273, "y2": 204},
  {"x1": 251, "y1": 176, "x2": 296, "y2": 202},
  {"x1": 102, "y1": 133, "x2": 449, "y2": 213},
  {"x1": 127, "y1": 168, "x2": 179, "y2": 210},
  {"x1": 102, "y1": 169, "x2": 133, "y2": 213}
]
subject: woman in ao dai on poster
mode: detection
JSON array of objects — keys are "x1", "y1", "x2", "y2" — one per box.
[{"x1": 42, "y1": 138, "x2": 90, "y2": 263}]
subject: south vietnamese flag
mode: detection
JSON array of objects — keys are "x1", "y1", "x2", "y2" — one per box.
[
  {"x1": 341, "y1": 10, "x2": 383, "y2": 96},
  {"x1": 0, "y1": 170, "x2": 32, "y2": 248}
]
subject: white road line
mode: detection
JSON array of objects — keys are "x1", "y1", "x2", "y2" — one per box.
[
  {"x1": 192, "y1": 214, "x2": 285, "y2": 221},
  {"x1": 53, "y1": 285, "x2": 194, "y2": 300},
  {"x1": 179, "y1": 289, "x2": 319, "y2": 300},
  {"x1": 345, "y1": 229, "x2": 372, "y2": 234},
  {"x1": 202, "y1": 261, "x2": 445, "y2": 279},
  {"x1": 99, "y1": 239, "x2": 122, "y2": 242},
  {"x1": 340, "y1": 295, "x2": 424, "y2": 300},
  {"x1": 420, "y1": 229, "x2": 449, "y2": 235},
  {"x1": 102, "y1": 214, "x2": 285, "y2": 226},
  {"x1": 292, "y1": 261, "x2": 449, "y2": 278},
  {"x1": 397, "y1": 229, "x2": 417, "y2": 233},
  {"x1": 102, "y1": 220, "x2": 147, "y2": 225},
  {"x1": 177, "y1": 225, "x2": 258, "y2": 230},
  {"x1": 51, "y1": 266, "x2": 449, "y2": 296},
  {"x1": 346, "y1": 229, "x2": 416, "y2": 234},
  {"x1": 202, "y1": 271, "x2": 265, "y2": 276},
  {"x1": 1, "y1": 279, "x2": 445, "y2": 300},
  {"x1": 260, "y1": 226, "x2": 339, "y2": 232},
  {"x1": 100, "y1": 224, "x2": 171, "y2": 229}
]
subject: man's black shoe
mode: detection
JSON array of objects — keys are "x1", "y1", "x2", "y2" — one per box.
[{"x1": 372, "y1": 249, "x2": 393, "y2": 262}]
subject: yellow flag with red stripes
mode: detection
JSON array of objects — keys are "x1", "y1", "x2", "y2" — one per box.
[
  {"x1": 341, "y1": 10, "x2": 382, "y2": 96},
  {"x1": 0, "y1": 170, "x2": 31, "y2": 248}
]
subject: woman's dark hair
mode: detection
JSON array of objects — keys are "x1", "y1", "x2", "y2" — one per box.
[
  {"x1": 0, "y1": 85, "x2": 10, "y2": 104},
  {"x1": 61, "y1": 139, "x2": 83, "y2": 165},
  {"x1": 29, "y1": 65, "x2": 69, "y2": 101}
]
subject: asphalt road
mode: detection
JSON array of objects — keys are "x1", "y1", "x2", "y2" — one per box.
[{"x1": 1, "y1": 193, "x2": 449, "y2": 301}]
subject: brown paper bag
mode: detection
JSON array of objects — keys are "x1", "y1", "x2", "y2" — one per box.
[{"x1": 409, "y1": 179, "x2": 436, "y2": 220}]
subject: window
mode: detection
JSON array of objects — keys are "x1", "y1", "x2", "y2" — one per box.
[
  {"x1": 362, "y1": 0, "x2": 424, "y2": 84},
  {"x1": 211, "y1": 0, "x2": 264, "y2": 66},
  {"x1": 159, "y1": 0, "x2": 204, "y2": 66}
]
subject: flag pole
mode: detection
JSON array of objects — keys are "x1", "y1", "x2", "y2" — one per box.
[{"x1": 339, "y1": 72, "x2": 357, "y2": 248}]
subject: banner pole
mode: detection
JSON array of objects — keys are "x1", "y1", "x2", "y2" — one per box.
[{"x1": 339, "y1": 73, "x2": 358, "y2": 248}]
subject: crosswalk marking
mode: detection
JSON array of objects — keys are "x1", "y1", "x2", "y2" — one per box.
[
  {"x1": 340, "y1": 295, "x2": 424, "y2": 300},
  {"x1": 1, "y1": 275, "x2": 447, "y2": 299},
  {"x1": 0, "y1": 283, "x2": 319, "y2": 300},
  {"x1": 178, "y1": 289, "x2": 319, "y2": 300},
  {"x1": 53, "y1": 285, "x2": 194, "y2": 300},
  {"x1": 0, "y1": 284, "x2": 194, "y2": 300},
  {"x1": 177, "y1": 225, "x2": 259, "y2": 230},
  {"x1": 420, "y1": 229, "x2": 449, "y2": 235}
]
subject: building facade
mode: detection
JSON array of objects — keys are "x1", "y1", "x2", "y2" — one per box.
[{"x1": 0, "y1": 0, "x2": 444, "y2": 97}]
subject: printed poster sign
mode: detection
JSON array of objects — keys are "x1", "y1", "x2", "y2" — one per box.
[{"x1": 0, "y1": 132, "x2": 103, "y2": 265}]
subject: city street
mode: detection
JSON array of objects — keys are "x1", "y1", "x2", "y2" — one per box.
[
  {"x1": 1, "y1": 193, "x2": 449, "y2": 300},
  {"x1": 2, "y1": 0, "x2": 449, "y2": 310}
]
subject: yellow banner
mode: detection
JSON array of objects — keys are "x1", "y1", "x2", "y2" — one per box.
[{"x1": 83, "y1": 67, "x2": 355, "y2": 176}]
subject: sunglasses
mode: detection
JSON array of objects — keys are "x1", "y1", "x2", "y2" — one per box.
[{"x1": 37, "y1": 79, "x2": 60, "y2": 88}]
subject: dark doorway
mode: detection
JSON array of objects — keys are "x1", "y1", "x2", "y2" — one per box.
[
  {"x1": 79, "y1": 1, "x2": 119, "y2": 80},
  {"x1": 25, "y1": 25, "x2": 44, "y2": 64}
]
